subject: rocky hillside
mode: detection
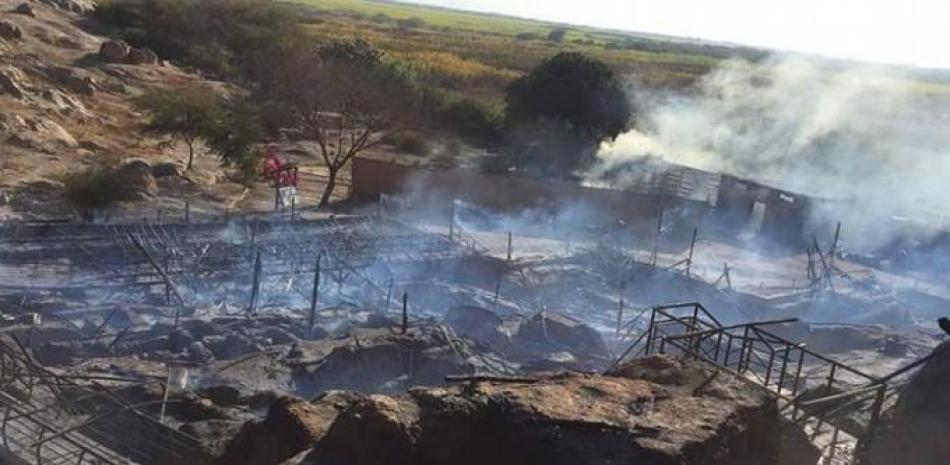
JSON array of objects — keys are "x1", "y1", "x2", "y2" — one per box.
[{"x1": 0, "y1": 0, "x2": 244, "y2": 220}]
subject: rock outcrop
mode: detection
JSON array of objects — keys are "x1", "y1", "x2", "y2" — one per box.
[
  {"x1": 300, "y1": 355, "x2": 817, "y2": 465},
  {"x1": 857, "y1": 342, "x2": 950, "y2": 465},
  {"x1": 291, "y1": 325, "x2": 515, "y2": 397},
  {"x1": 0, "y1": 20, "x2": 22, "y2": 41},
  {"x1": 215, "y1": 393, "x2": 361, "y2": 465}
]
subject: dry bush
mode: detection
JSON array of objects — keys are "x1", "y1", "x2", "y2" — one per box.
[{"x1": 383, "y1": 131, "x2": 431, "y2": 155}]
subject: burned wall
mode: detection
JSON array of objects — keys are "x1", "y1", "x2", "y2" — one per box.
[
  {"x1": 714, "y1": 175, "x2": 812, "y2": 244},
  {"x1": 351, "y1": 158, "x2": 706, "y2": 236}
]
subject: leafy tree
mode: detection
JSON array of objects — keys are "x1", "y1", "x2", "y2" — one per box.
[
  {"x1": 547, "y1": 26, "x2": 569, "y2": 43},
  {"x1": 136, "y1": 87, "x2": 220, "y2": 169},
  {"x1": 202, "y1": 98, "x2": 264, "y2": 186},
  {"x1": 265, "y1": 40, "x2": 420, "y2": 206},
  {"x1": 505, "y1": 52, "x2": 632, "y2": 175}
]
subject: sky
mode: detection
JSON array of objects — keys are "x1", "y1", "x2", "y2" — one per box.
[{"x1": 407, "y1": 0, "x2": 948, "y2": 69}]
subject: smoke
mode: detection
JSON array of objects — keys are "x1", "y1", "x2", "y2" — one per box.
[{"x1": 593, "y1": 56, "x2": 950, "y2": 250}]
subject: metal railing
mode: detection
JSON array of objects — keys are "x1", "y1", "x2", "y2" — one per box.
[{"x1": 615, "y1": 303, "x2": 892, "y2": 465}]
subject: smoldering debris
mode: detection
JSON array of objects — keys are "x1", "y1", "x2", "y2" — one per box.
[
  {"x1": 596, "y1": 56, "x2": 950, "y2": 251},
  {"x1": 0, "y1": 204, "x2": 945, "y2": 465}
]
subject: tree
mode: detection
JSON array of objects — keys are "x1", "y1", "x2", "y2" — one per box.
[
  {"x1": 266, "y1": 39, "x2": 419, "y2": 206},
  {"x1": 202, "y1": 97, "x2": 264, "y2": 186},
  {"x1": 547, "y1": 26, "x2": 569, "y2": 43},
  {"x1": 505, "y1": 52, "x2": 632, "y2": 175},
  {"x1": 137, "y1": 87, "x2": 220, "y2": 169}
]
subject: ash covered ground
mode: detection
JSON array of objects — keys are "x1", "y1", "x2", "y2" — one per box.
[{"x1": 0, "y1": 201, "x2": 947, "y2": 465}]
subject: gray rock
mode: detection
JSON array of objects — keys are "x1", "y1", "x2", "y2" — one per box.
[
  {"x1": 127, "y1": 47, "x2": 159, "y2": 65},
  {"x1": 13, "y1": 3, "x2": 35, "y2": 17},
  {"x1": 0, "y1": 68, "x2": 25, "y2": 99},
  {"x1": 46, "y1": 66, "x2": 97, "y2": 95},
  {"x1": 99, "y1": 40, "x2": 130, "y2": 63},
  {"x1": 0, "y1": 21, "x2": 22, "y2": 41}
]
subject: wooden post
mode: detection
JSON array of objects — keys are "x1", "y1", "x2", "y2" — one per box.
[
  {"x1": 829, "y1": 222, "x2": 841, "y2": 269},
  {"x1": 506, "y1": 231, "x2": 513, "y2": 263},
  {"x1": 184, "y1": 201, "x2": 190, "y2": 224},
  {"x1": 159, "y1": 364, "x2": 172, "y2": 423},
  {"x1": 686, "y1": 227, "x2": 698, "y2": 277},
  {"x1": 385, "y1": 277, "x2": 394, "y2": 311},
  {"x1": 651, "y1": 204, "x2": 664, "y2": 267},
  {"x1": 291, "y1": 194, "x2": 296, "y2": 222},
  {"x1": 248, "y1": 250, "x2": 262, "y2": 315},
  {"x1": 309, "y1": 253, "x2": 322, "y2": 331},
  {"x1": 493, "y1": 275, "x2": 501, "y2": 309},
  {"x1": 274, "y1": 179, "x2": 280, "y2": 211},
  {"x1": 401, "y1": 292, "x2": 409, "y2": 334}
]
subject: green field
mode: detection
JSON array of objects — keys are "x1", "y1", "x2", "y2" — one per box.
[
  {"x1": 289, "y1": 0, "x2": 950, "y2": 103},
  {"x1": 287, "y1": 0, "x2": 733, "y2": 104}
]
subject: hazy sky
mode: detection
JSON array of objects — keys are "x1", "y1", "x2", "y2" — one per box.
[{"x1": 407, "y1": 0, "x2": 947, "y2": 68}]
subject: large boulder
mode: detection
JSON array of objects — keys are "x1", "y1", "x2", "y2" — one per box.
[
  {"x1": 13, "y1": 3, "x2": 35, "y2": 17},
  {"x1": 215, "y1": 393, "x2": 360, "y2": 465},
  {"x1": 99, "y1": 40, "x2": 131, "y2": 63},
  {"x1": 306, "y1": 358, "x2": 817, "y2": 465},
  {"x1": 0, "y1": 21, "x2": 22, "y2": 41},
  {"x1": 152, "y1": 161, "x2": 185, "y2": 178},
  {"x1": 128, "y1": 47, "x2": 159, "y2": 65},
  {"x1": 46, "y1": 66, "x2": 97, "y2": 95},
  {"x1": 115, "y1": 158, "x2": 159, "y2": 199},
  {"x1": 857, "y1": 342, "x2": 950, "y2": 465}
]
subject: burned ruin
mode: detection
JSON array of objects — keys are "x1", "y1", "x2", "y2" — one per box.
[{"x1": 0, "y1": 175, "x2": 944, "y2": 465}]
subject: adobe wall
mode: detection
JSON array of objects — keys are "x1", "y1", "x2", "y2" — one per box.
[{"x1": 351, "y1": 157, "x2": 696, "y2": 233}]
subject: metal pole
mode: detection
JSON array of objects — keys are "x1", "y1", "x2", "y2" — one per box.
[
  {"x1": 652, "y1": 204, "x2": 664, "y2": 267},
  {"x1": 401, "y1": 292, "x2": 409, "y2": 334},
  {"x1": 309, "y1": 254, "x2": 321, "y2": 330},
  {"x1": 686, "y1": 227, "x2": 698, "y2": 277},
  {"x1": 248, "y1": 250, "x2": 262, "y2": 315},
  {"x1": 159, "y1": 364, "x2": 172, "y2": 423}
]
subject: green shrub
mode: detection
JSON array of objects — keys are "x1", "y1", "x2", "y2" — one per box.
[
  {"x1": 62, "y1": 167, "x2": 116, "y2": 218},
  {"x1": 397, "y1": 16, "x2": 426, "y2": 29},
  {"x1": 441, "y1": 98, "x2": 503, "y2": 146},
  {"x1": 384, "y1": 131, "x2": 430, "y2": 155}
]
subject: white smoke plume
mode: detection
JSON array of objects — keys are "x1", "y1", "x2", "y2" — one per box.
[{"x1": 593, "y1": 56, "x2": 950, "y2": 250}]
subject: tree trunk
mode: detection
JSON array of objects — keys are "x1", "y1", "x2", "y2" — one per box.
[{"x1": 319, "y1": 167, "x2": 338, "y2": 207}]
